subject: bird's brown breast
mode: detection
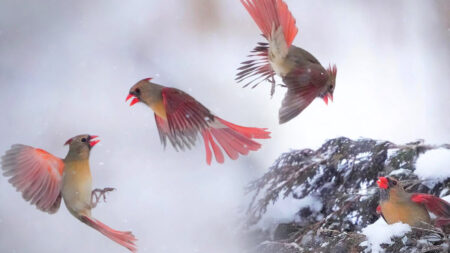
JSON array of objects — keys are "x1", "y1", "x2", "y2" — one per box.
[
  {"x1": 380, "y1": 200, "x2": 431, "y2": 227},
  {"x1": 61, "y1": 160, "x2": 92, "y2": 217},
  {"x1": 150, "y1": 101, "x2": 167, "y2": 120}
]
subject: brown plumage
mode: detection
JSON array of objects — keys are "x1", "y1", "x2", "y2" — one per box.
[
  {"x1": 377, "y1": 176, "x2": 450, "y2": 228},
  {"x1": 127, "y1": 78, "x2": 271, "y2": 165},
  {"x1": 237, "y1": 0, "x2": 337, "y2": 124},
  {"x1": 1, "y1": 135, "x2": 137, "y2": 252}
]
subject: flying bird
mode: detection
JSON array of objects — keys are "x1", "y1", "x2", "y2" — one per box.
[
  {"x1": 1, "y1": 135, "x2": 137, "y2": 252},
  {"x1": 376, "y1": 176, "x2": 450, "y2": 228},
  {"x1": 237, "y1": 0, "x2": 337, "y2": 124},
  {"x1": 126, "y1": 78, "x2": 271, "y2": 165}
]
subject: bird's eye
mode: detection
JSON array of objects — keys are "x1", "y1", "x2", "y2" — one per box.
[
  {"x1": 81, "y1": 138, "x2": 87, "y2": 143},
  {"x1": 135, "y1": 88, "x2": 141, "y2": 95},
  {"x1": 392, "y1": 181, "x2": 397, "y2": 185}
]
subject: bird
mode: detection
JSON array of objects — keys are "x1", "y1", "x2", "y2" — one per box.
[
  {"x1": 236, "y1": 0, "x2": 337, "y2": 124},
  {"x1": 126, "y1": 78, "x2": 271, "y2": 165},
  {"x1": 376, "y1": 176, "x2": 450, "y2": 228},
  {"x1": 1, "y1": 135, "x2": 137, "y2": 252}
]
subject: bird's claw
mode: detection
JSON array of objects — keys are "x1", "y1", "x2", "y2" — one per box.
[
  {"x1": 270, "y1": 83, "x2": 275, "y2": 98},
  {"x1": 270, "y1": 76, "x2": 276, "y2": 98},
  {"x1": 268, "y1": 75, "x2": 287, "y2": 98},
  {"x1": 91, "y1": 187, "x2": 115, "y2": 208}
]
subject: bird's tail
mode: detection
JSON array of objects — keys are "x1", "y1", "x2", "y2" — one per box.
[
  {"x1": 81, "y1": 216, "x2": 137, "y2": 252},
  {"x1": 435, "y1": 217, "x2": 450, "y2": 228},
  {"x1": 241, "y1": 0, "x2": 297, "y2": 47},
  {"x1": 201, "y1": 117, "x2": 270, "y2": 165}
]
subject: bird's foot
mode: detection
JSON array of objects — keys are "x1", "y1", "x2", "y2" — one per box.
[
  {"x1": 270, "y1": 83, "x2": 276, "y2": 98},
  {"x1": 91, "y1": 187, "x2": 115, "y2": 208},
  {"x1": 268, "y1": 74, "x2": 279, "y2": 98}
]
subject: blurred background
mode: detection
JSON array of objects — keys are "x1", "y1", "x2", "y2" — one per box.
[{"x1": 0, "y1": 0, "x2": 449, "y2": 252}]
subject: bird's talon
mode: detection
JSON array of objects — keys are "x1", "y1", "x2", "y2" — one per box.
[{"x1": 91, "y1": 187, "x2": 115, "y2": 208}]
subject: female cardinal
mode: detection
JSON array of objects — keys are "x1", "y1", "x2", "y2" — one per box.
[
  {"x1": 236, "y1": 0, "x2": 337, "y2": 124},
  {"x1": 377, "y1": 176, "x2": 450, "y2": 228},
  {"x1": 1, "y1": 135, "x2": 137, "y2": 252},
  {"x1": 126, "y1": 78, "x2": 271, "y2": 165}
]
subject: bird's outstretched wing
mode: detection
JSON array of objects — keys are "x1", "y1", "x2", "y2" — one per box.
[
  {"x1": 279, "y1": 65, "x2": 327, "y2": 124},
  {"x1": 1, "y1": 144, "x2": 64, "y2": 213},
  {"x1": 235, "y1": 42, "x2": 276, "y2": 90},
  {"x1": 157, "y1": 87, "x2": 271, "y2": 165},
  {"x1": 157, "y1": 87, "x2": 213, "y2": 151},
  {"x1": 238, "y1": 0, "x2": 298, "y2": 93},
  {"x1": 241, "y1": 0, "x2": 298, "y2": 48}
]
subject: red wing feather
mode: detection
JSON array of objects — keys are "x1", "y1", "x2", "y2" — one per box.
[
  {"x1": 376, "y1": 205, "x2": 382, "y2": 214},
  {"x1": 279, "y1": 83, "x2": 319, "y2": 124},
  {"x1": 279, "y1": 65, "x2": 328, "y2": 124},
  {"x1": 276, "y1": 0, "x2": 298, "y2": 47},
  {"x1": 241, "y1": 0, "x2": 298, "y2": 47},
  {"x1": 434, "y1": 217, "x2": 450, "y2": 227},
  {"x1": 1, "y1": 144, "x2": 64, "y2": 213},
  {"x1": 159, "y1": 87, "x2": 271, "y2": 165},
  {"x1": 160, "y1": 88, "x2": 213, "y2": 151},
  {"x1": 376, "y1": 205, "x2": 388, "y2": 223},
  {"x1": 411, "y1": 193, "x2": 450, "y2": 218}
]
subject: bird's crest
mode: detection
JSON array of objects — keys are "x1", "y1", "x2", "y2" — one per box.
[
  {"x1": 327, "y1": 64, "x2": 337, "y2": 79},
  {"x1": 64, "y1": 138, "x2": 73, "y2": 146}
]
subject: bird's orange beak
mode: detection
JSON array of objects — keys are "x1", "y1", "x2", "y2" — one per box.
[
  {"x1": 126, "y1": 93, "x2": 140, "y2": 106},
  {"x1": 323, "y1": 93, "x2": 333, "y2": 105},
  {"x1": 377, "y1": 177, "x2": 389, "y2": 189},
  {"x1": 89, "y1": 135, "x2": 100, "y2": 147}
]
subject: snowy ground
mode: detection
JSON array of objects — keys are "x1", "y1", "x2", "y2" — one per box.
[{"x1": 361, "y1": 219, "x2": 412, "y2": 253}]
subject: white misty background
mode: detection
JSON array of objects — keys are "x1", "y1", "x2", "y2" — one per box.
[{"x1": 0, "y1": 0, "x2": 449, "y2": 252}]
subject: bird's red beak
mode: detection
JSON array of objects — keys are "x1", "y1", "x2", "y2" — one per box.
[
  {"x1": 126, "y1": 93, "x2": 140, "y2": 106},
  {"x1": 377, "y1": 177, "x2": 389, "y2": 189},
  {"x1": 322, "y1": 93, "x2": 333, "y2": 105},
  {"x1": 89, "y1": 135, "x2": 100, "y2": 147}
]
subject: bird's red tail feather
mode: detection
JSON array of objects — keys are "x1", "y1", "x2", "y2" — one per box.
[
  {"x1": 434, "y1": 217, "x2": 450, "y2": 228},
  {"x1": 202, "y1": 130, "x2": 225, "y2": 165},
  {"x1": 201, "y1": 118, "x2": 271, "y2": 165},
  {"x1": 241, "y1": 0, "x2": 298, "y2": 47},
  {"x1": 216, "y1": 117, "x2": 271, "y2": 139},
  {"x1": 81, "y1": 216, "x2": 137, "y2": 252}
]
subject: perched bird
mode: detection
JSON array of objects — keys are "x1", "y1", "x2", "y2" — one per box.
[
  {"x1": 1, "y1": 135, "x2": 137, "y2": 252},
  {"x1": 237, "y1": 0, "x2": 337, "y2": 124},
  {"x1": 376, "y1": 176, "x2": 450, "y2": 228},
  {"x1": 126, "y1": 78, "x2": 271, "y2": 165}
]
